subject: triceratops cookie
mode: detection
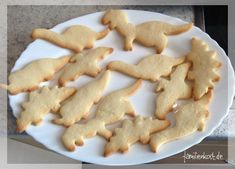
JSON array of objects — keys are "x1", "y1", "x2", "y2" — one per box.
[
  {"x1": 16, "y1": 86, "x2": 76, "y2": 133},
  {"x1": 0, "y1": 56, "x2": 70, "y2": 95},
  {"x1": 107, "y1": 54, "x2": 185, "y2": 81},
  {"x1": 62, "y1": 80, "x2": 142, "y2": 151},
  {"x1": 59, "y1": 47, "x2": 113, "y2": 86},
  {"x1": 32, "y1": 25, "x2": 109, "y2": 52},
  {"x1": 102, "y1": 9, "x2": 192, "y2": 53},
  {"x1": 187, "y1": 37, "x2": 221, "y2": 100},
  {"x1": 53, "y1": 70, "x2": 110, "y2": 127}
]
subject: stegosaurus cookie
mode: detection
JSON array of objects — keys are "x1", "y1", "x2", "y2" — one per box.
[
  {"x1": 102, "y1": 9, "x2": 193, "y2": 53},
  {"x1": 107, "y1": 54, "x2": 185, "y2": 81},
  {"x1": 0, "y1": 56, "x2": 70, "y2": 95},
  {"x1": 187, "y1": 37, "x2": 221, "y2": 100},
  {"x1": 155, "y1": 63, "x2": 192, "y2": 119},
  {"x1": 59, "y1": 47, "x2": 113, "y2": 86},
  {"x1": 104, "y1": 116, "x2": 170, "y2": 156},
  {"x1": 32, "y1": 25, "x2": 109, "y2": 52},
  {"x1": 150, "y1": 91, "x2": 212, "y2": 152},
  {"x1": 16, "y1": 86, "x2": 76, "y2": 133}
]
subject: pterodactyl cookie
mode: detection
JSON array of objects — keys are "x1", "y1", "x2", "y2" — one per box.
[
  {"x1": 155, "y1": 63, "x2": 192, "y2": 119},
  {"x1": 0, "y1": 56, "x2": 70, "y2": 95},
  {"x1": 59, "y1": 47, "x2": 113, "y2": 86},
  {"x1": 62, "y1": 80, "x2": 142, "y2": 151},
  {"x1": 16, "y1": 86, "x2": 76, "y2": 133},
  {"x1": 102, "y1": 9, "x2": 193, "y2": 53},
  {"x1": 104, "y1": 116, "x2": 170, "y2": 156},
  {"x1": 107, "y1": 54, "x2": 185, "y2": 81},
  {"x1": 150, "y1": 91, "x2": 212, "y2": 152},
  {"x1": 187, "y1": 37, "x2": 221, "y2": 100},
  {"x1": 53, "y1": 70, "x2": 110, "y2": 127},
  {"x1": 32, "y1": 25, "x2": 109, "y2": 52}
]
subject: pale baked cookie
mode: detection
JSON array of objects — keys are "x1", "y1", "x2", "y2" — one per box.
[
  {"x1": 94, "y1": 80, "x2": 142, "y2": 123},
  {"x1": 59, "y1": 47, "x2": 113, "y2": 86},
  {"x1": 16, "y1": 86, "x2": 76, "y2": 133},
  {"x1": 62, "y1": 118, "x2": 111, "y2": 151},
  {"x1": 155, "y1": 63, "x2": 192, "y2": 119},
  {"x1": 187, "y1": 37, "x2": 221, "y2": 100},
  {"x1": 102, "y1": 9, "x2": 193, "y2": 53},
  {"x1": 150, "y1": 91, "x2": 212, "y2": 152},
  {"x1": 107, "y1": 54, "x2": 185, "y2": 81},
  {"x1": 53, "y1": 70, "x2": 110, "y2": 127},
  {"x1": 0, "y1": 56, "x2": 70, "y2": 95},
  {"x1": 104, "y1": 116, "x2": 170, "y2": 156},
  {"x1": 32, "y1": 25, "x2": 109, "y2": 52},
  {"x1": 62, "y1": 80, "x2": 142, "y2": 151}
]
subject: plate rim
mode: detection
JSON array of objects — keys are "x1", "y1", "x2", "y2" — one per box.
[{"x1": 9, "y1": 9, "x2": 235, "y2": 165}]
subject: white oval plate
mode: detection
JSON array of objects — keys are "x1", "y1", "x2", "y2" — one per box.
[{"x1": 9, "y1": 10, "x2": 235, "y2": 165}]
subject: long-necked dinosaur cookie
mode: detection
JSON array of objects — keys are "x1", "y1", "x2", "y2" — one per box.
[
  {"x1": 0, "y1": 56, "x2": 70, "y2": 95},
  {"x1": 187, "y1": 37, "x2": 221, "y2": 100},
  {"x1": 107, "y1": 54, "x2": 185, "y2": 81},
  {"x1": 155, "y1": 63, "x2": 192, "y2": 119},
  {"x1": 16, "y1": 86, "x2": 76, "y2": 133},
  {"x1": 102, "y1": 9, "x2": 193, "y2": 53},
  {"x1": 94, "y1": 80, "x2": 141, "y2": 123},
  {"x1": 62, "y1": 80, "x2": 142, "y2": 151},
  {"x1": 59, "y1": 47, "x2": 113, "y2": 86},
  {"x1": 32, "y1": 25, "x2": 109, "y2": 52},
  {"x1": 104, "y1": 116, "x2": 170, "y2": 156},
  {"x1": 150, "y1": 91, "x2": 212, "y2": 152},
  {"x1": 53, "y1": 70, "x2": 110, "y2": 127}
]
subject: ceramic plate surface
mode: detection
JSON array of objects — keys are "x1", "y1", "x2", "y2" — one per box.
[{"x1": 9, "y1": 10, "x2": 235, "y2": 165}]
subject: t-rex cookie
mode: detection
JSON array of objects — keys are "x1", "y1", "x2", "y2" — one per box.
[
  {"x1": 102, "y1": 9, "x2": 193, "y2": 53},
  {"x1": 104, "y1": 116, "x2": 170, "y2": 156},
  {"x1": 62, "y1": 80, "x2": 142, "y2": 151},
  {"x1": 150, "y1": 91, "x2": 212, "y2": 152},
  {"x1": 53, "y1": 70, "x2": 110, "y2": 127},
  {"x1": 107, "y1": 54, "x2": 185, "y2": 81},
  {"x1": 0, "y1": 56, "x2": 70, "y2": 95},
  {"x1": 32, "y1": 25, "x2": 109, "y2": 52},
  {"x1": 155, "y1": 63, "x2": 192, "y2": 119},
  {"x1": 187, "y1": 37, "x2": 221, "y2": 100},
  {"x1": 16, "y1": 86, "x2": 76, "y2": 133},
  {"x1": 59, "y1": 47, "x2": 113, "y2": 86}
]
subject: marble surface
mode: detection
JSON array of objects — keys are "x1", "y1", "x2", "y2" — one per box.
[{"x1": 7, "y1": 5, "x2": 231, "y2": 139}]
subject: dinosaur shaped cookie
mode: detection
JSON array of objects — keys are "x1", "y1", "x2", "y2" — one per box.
[
  {"x1": 150, "y1": 91, "x2": 212, "y2": 152},
  {"x1": 62, "y1": 80, "x2": 142, "y2": 151},
  {"x1": 94, "y1": 80, "x2": 142, "y2": 123},
  {"x1": 187, "y1": 37, "x2": 221, "y2": 100},
  {"x1": 107, "y1": 54, "x2": 185, "y2": 81},
  {"x1": 32, "y1": 25, "x2": 109, "y2": 52},
  {"x1": 53, "y1": 70, "x2": 110, "y2": 127},
  {"x1": 16, "y1": 86, "x2": 76, "y2": 133},
  {"x1": 0, "y1": 56, "x2": 70, "y2": 95},
  {"x1": 62, "y1": 118, "x2": 111, "y2": 151},
  {"x1": 104, "y1": 116, "x2": 170, "y2": 156},
  {"x1": 155, "y1": 63, "x2": 192, "y2": 119},
  {"x1": 58, "y1": 47, "x2": 113, "y2": 86},
  {"x1": 102, "y1": 9, "x2": 193, "y2": 53}
]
